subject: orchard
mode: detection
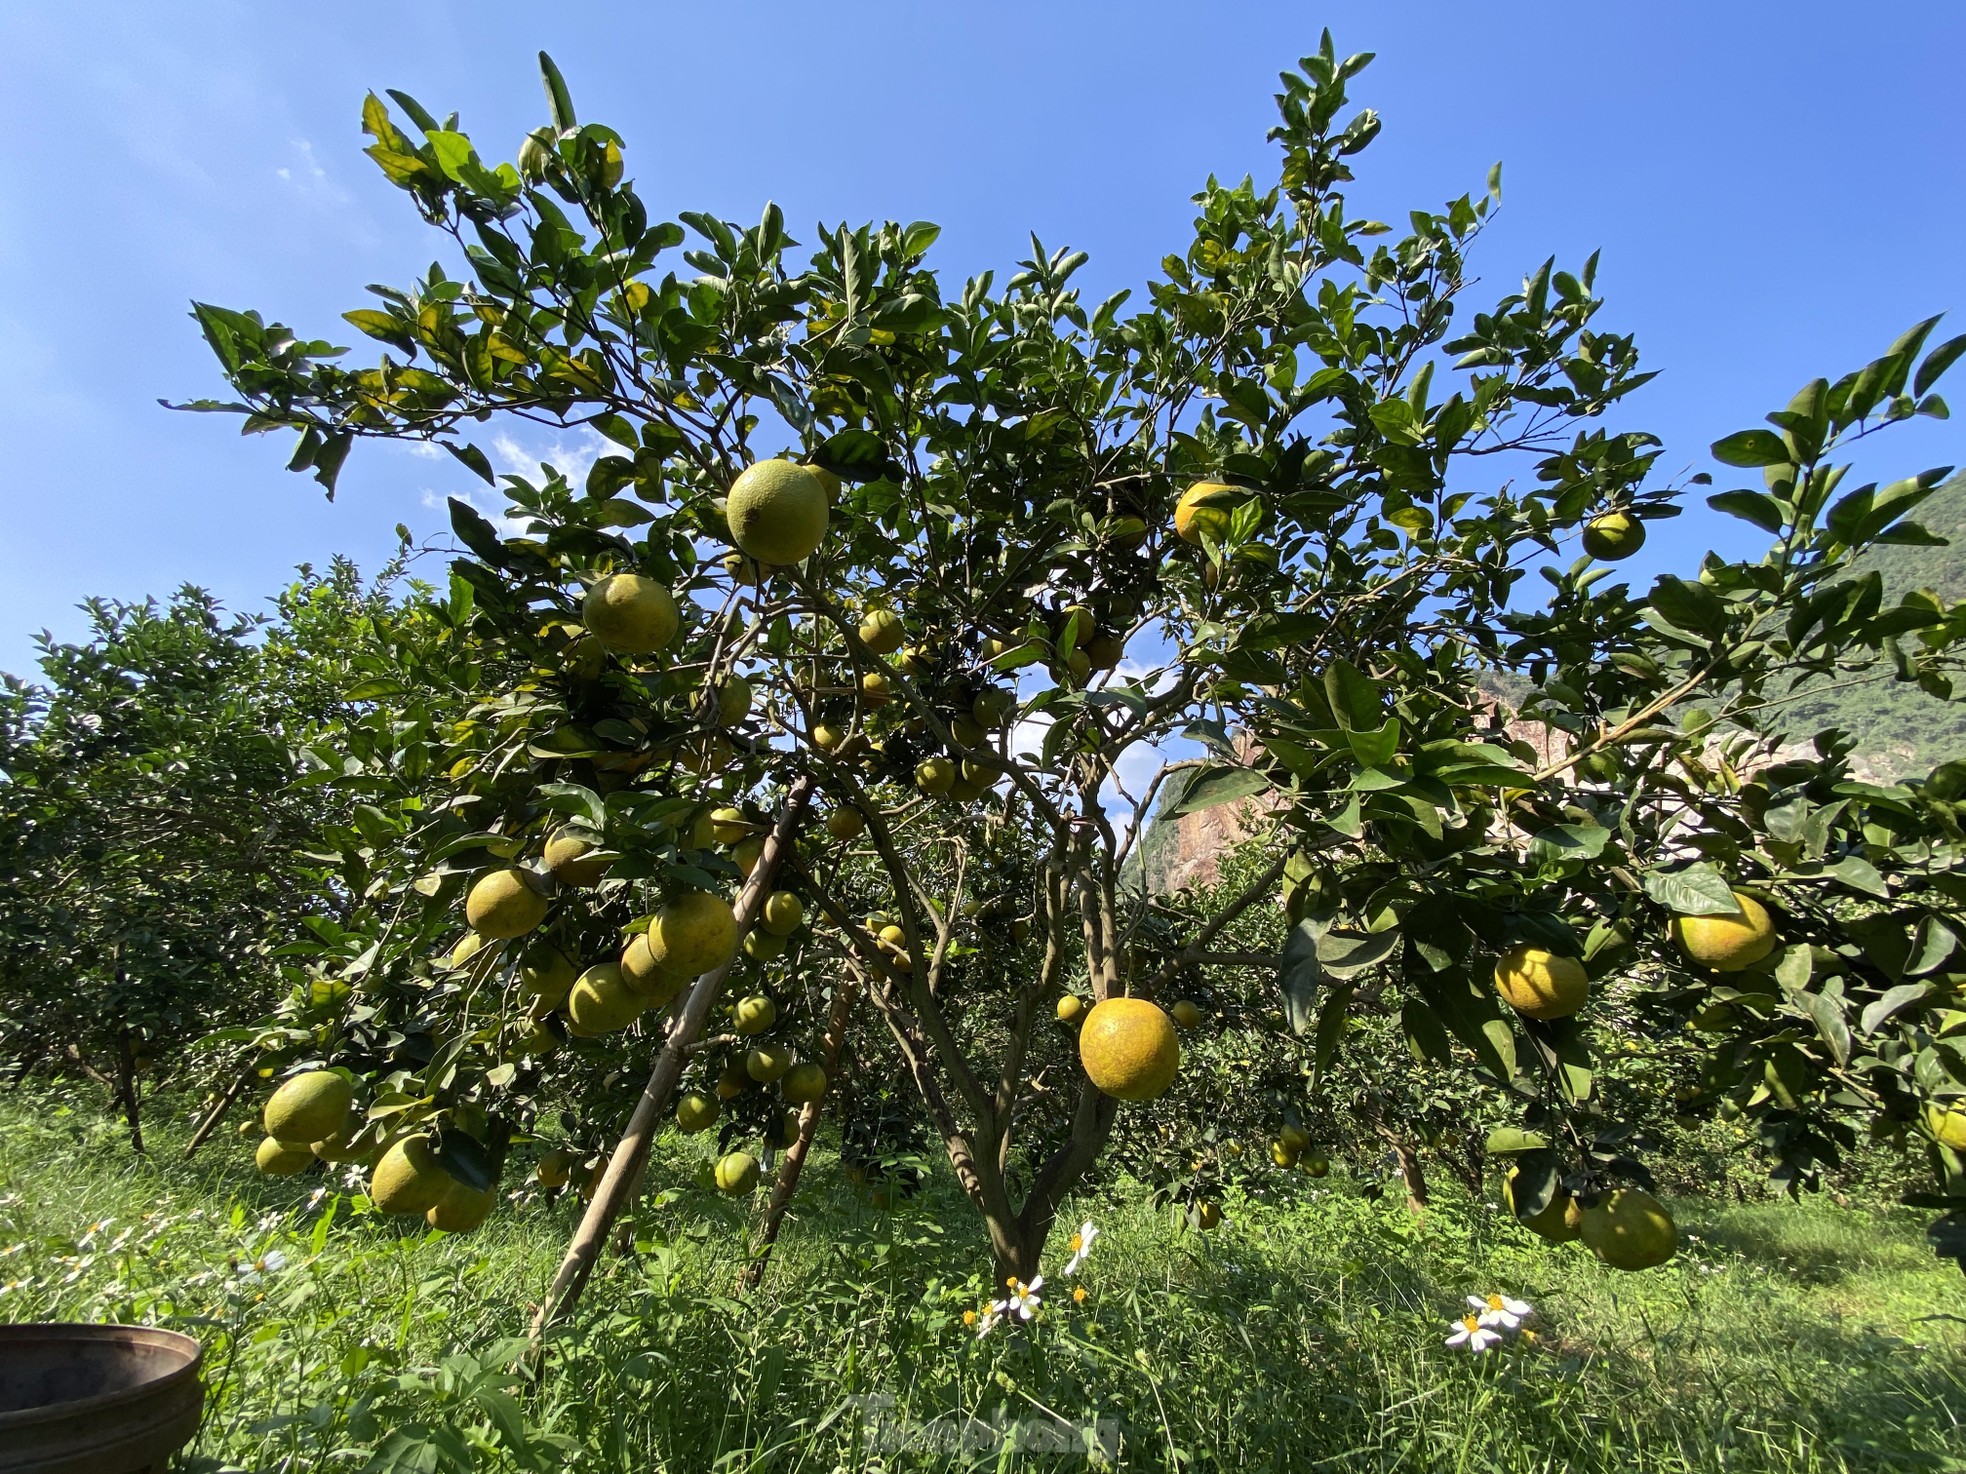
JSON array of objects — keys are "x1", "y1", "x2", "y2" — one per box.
[{"x1": 4, "y1": 27, "x2": 1966, "y2": 1470}]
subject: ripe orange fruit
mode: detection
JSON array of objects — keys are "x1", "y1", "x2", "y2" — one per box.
[
  {"x1": 1492, "y1": 944, "x2": 1590, "y2": 1020},
  {"x1": 1077, "y1": 997, "x2": 1180, "y2": 1102}
]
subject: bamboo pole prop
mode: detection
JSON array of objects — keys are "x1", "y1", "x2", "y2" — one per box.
[
  {"x1": 526, "y1": 774, "x2": 816, "y2": 1352},
  {"x1": 183, "y1": 1058, "x2": 254, "y2": 1159},
  {"x1": 738, "y1": 970, "x2": 859, "y2": 1292}
]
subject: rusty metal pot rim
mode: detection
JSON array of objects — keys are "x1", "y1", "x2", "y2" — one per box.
[{"x1": 0, "y1": 1322, "x2": 203, "y2": 1428}]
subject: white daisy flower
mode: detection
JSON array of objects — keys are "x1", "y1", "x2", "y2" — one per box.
[
  {"x1": 1445, "y1": 1313, "x2": 1503, "y2": 1353},
  {"x1": 1004, "y1": 1275, "x2": 1043, "y2": 1320},
  {"x1": 231, "y1": 1249, "x2": 288, "y2": 1285},
  {"x1": 1470, "y1": 1293, "x2": 1535, "y2": 1331},
  {"x1": 1060, "y1": 1220, "x2": 1100, "y2": 1276}
]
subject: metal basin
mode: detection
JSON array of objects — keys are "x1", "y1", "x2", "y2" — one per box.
[{"x1": 0, "y1": 1323, "x2": 204, "y2": 1474}]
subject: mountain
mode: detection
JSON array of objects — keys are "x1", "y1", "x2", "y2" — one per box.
[{"x1": 1781, "y1": 468, "x2": 1966, "y2": 779}]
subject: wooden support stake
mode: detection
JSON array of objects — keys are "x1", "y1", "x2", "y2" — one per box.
[
  {"x1": 183, "y1": 1060, "x2": 254, "y2": 1160},
  {"x1": 526, "y1": 775, "x2": 815, "y2": 1354}
]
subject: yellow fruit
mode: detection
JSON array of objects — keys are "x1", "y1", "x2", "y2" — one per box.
[
  {"x1": 776, "y1": 1108, "x2": 802, "y2": 1149},
  {"x1": 714, "y1": 1064, "x2": 750, "y2": 1100},
  {"x1": 721, "y1": 550, "x2": 759, "y2": 586},
  {"x1": 732, "y1": 837, "x2": 765, "y2": 877},
  {"x1": 309, "y1": 1126, "x2": 373, "y2": 1165},
  {"x1": 826, "y1": 807, "x2": 866, "y2": 841},
  {"x1": 1923, "y1": 1102, "x2": 1966, "y2": 1150},
  {"x1": 781, "y1": 1062, "x2": 828, "y2": 1105},
  {"x1": 466, "y1": 867, "x2": 549, "y2": 939},
  {"x1": 1504, "y1": 1167, "x2": 1583, "y2": 1243},
  {"x1": 426, "y1": 1179, "x2": 497, "y2": 1233},
  {"x1": 1173, "y1": 481, "x2": 1239, "y2": 544},
  {"x1": 544, "y1": 831, "x2": 610, "y2": 888},
  {"x1": 714, "y1": 675, "x2": 753, "y2": 726},
  {"x1": 645, "y1": 890, "x2": 739, "y2": 978},
  {"x1": 710, "y1": 807, "x2": 753, "y2": 845},
  {"x1": 1270, "y1": 1140, "x2": 1300, "y2": 1169},
  {"x1": 1671, "y1": 892, "x2": 1777, "y2": 972},
  {"x1": 255, "y1": 1136, "x2": 315, "y2": 1176},
  {"x1": 859, "y1": 609, "x2": 905, "y2": 654},
  {"x1": 1085, "y1": 633, "x2": 1125, "y2": 670},
  {"x1": 1197, "y1": 1201, "x2": 1222, "y2": 1231},
  {"x1": 1169, "y1": 1000, "x2": 1202, "y2": 1030},
  {"x1": 813, "y1": 724, "x2": 847, "y2": 753},
  {"x1": 805, "y1": 465, "x2": 842, "y2": 504},
  {"x1": 859, "y1": 670, "x2": 891, "y2": 707},
  {"x1": 579, "y1": 1155, "x2": 611, "y2": 1202},
  {"x1": 369, "y1": 1135, "x2": 453, "y2": 1216},
  {"x1": 518, "y1": 942, "x2": 578, "y2": 1002},
  {"x1": 1279, "y1": 1123, "x2": 1311, "y2": 1154},
  {"x1": 897, "y1": 644, "x2": 934, "y2": 677},
  {"x1": 916, "y1": 756, "x2": 955, "y2": 796},
  {"x1": 972, "y1": 688, "x2": 1014, "y2": 727},
  {"x1": 619, "y1": 933, "x2": 684, "y2": 1004},
  {"x1": 1581, "y1": 512, "x2": 1646, "y2": 561},
  {"x1": 263, "y1": 1070, "x2": 353, "y2": 1145},
  {"x1": 536, "y1": 1149, "x2": 574, "y2": 1188},
  {"x1": 1057, "y1": 995, "x2": 1085, "y2": 1023},
  {"x1": 582, "y1": 573, "x2": 679, "y2": 653},
  {"x1": 1077, "y1": 997, "x2": 1181, "y2": 1102},
  {"x1": 951, "y1": 715, "x2": 987, "y2": 748},
  {"x1": 715, "y1": 1151, "x2": 761, "y2": 1194},
  {"x1": 1302, "y1": 1152, "x2": 1330, "y2": 1178},
  {"x1": 761, "y1": 891, "x2": 805, "y2": 937},
  {"x1": 742, "y1": 930, "x2": 784, "y2": 961},
  {"x1": 878, "y1": 924, "x2": 908, "y2": 951},
  {"x1": 1580, "y1": 1188, "x2": 1678, "y2": 1270},
  {"x1": 746, "y1": 1044, "x2": 793, "y2": 1083},
  {"x1": 725, "y1": 459, "x2": 828, "y2": 565},
  {"x1": 686, "y1": 807, "x2": 719, "y2": 850},
  {"x1": 1492, "y1": 944, "x2": 1590, "y2": 1020},
  {"x1": 732, "y1": 994, "x2": 778, "y2": 1035},
  {"x1": 567, "y1": 962, "x2": 647, "y2": 1035},
  {"x1": 676, "y1": 1093, "x2": 720, "y2": 1134}
]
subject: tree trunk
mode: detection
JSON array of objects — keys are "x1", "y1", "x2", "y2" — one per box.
[
  {"x1": 1392, "y1": 1141, "x2": 1428, "y2": 1210},
  {"x1": 525, "y1": 776, "x2": 814, "y2": 1358},
  {"x1": 184, "y1": 1061, "x2": 254, "y2": 1159},
  {"x1": 739, "y1": 976, "x2": 857, "y2": 1292},
  {"x1": 113, "y1": 1030, "x2": 145, "y2": 1155}
]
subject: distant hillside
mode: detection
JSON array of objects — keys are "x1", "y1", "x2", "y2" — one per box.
[{"x1": 1782, "y1": 468, "x2": 1966, "y2": 779}]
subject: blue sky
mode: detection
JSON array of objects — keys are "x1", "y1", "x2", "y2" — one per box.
[{"x1": 1, "y1": 1, "x2": 1961, "y2": 681}]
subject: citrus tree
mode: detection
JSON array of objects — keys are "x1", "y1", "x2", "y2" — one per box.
[{"x1": 183, "y1": 37, "x2": 1966, "y2": 1292}]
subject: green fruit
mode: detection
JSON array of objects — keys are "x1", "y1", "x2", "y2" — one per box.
[
  {"x1": 715, "y1": 675, "x2": 753, "y2": 727},
  {"x1": 1580, "y1": 1187, "x2": 1678, "y2": 1270},
  {"x1": 567, "y1": 962, "x2": 646, "y2": 1036},
  {"x1": 676, "y1": 1093, "x2": 720, "y2": 1134},
  {"x1": 780, "y1": 1062, "x2": 828, "y2": 1105},
  {"x1": 826, "y1": 807, "x2": 865, "y2": 840},
  {"x1": 263, "y1": 1070, "x2": 353, "y2": 1145},
  {"x1": 1581, "y1": 512, "x2": 1646, "y2": 561},
  {"x1": 645, "y1": 890, "x2": 739, "y2": 977},
  {"x1": 1504, "y1": 1167, "x2": 1583, "y2": 1243},
  {"x1": 715, "y1": 1152, "x2": 761, "y2": 1195},
  {"x1": 1169, "y1": 1000, "x2": 1202, "y2": 1029},
  {"x1": 369, "y1": 1135, "x2": 453, "y2": 1216},
  {"x1": 543, "y1": 831, "x2": 610, "y2": 888},
  {"x1": 582, "y1": 573, "x2": 680, "y2": 653},
  {"x1": 916, "y1": 756, "x2": 955, "y2": 796},
  {"x1": 732, "y1": 995, "x2": 778, "y2": 1035},
  {"x1": 255, "y1": 1137, "x2": 315, "y2": 1177},
  {"x1": 725, "y1": 460, "x2": 828, "y2": 565},
  {"x1": 746, "y1": 1044, "x2": 793, "y2": 1083},
  {"x1": 518, "y1": 942, "x2": 579, "y2": 1002},
  {"x1": 619, "y1": 933, "x2": 685, "y2": 1005},
  {"x1": 426, "y1": 1179, "x2": 497, "y2": 1233},
  {"x1": 710, "y1": 807, "x2": 753, "y2": 845},
  {"x1": 742, "y1": 930, "x2": 785, "y2": 961},
  {"x1": 859, "y1": 609, "x2": 905, "y2": 653},
  {"x1": 760, "y1": 891, "x2": 805, "y2": 937},
  {"x1": 465, "y1": 867, "x2": 549, "y2": 939}
]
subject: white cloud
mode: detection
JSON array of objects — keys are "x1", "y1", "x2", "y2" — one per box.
[
  {"x1": 489, "y1": 426, "x2": 608, "y2": 487},
  {"x1": 273, "y1": 138, "x2": 352, "y2": 209},
  {"x1": 422, "y1": 487, "x2": 530, "y2": 540}
]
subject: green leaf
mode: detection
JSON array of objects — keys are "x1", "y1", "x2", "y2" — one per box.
[
  {"x1": 1402, "y1": 997, "x2": 1451, "y2": 1065},
  {"x1": 812, "y1": 427, "x2": 891, "y2": 481},
  {"x1": 445, "y1": 441, "x2": 495, "y2": 485},
  {"x1": 447, "y1": 497, "x2": 509, "y2": 567},
  {"x1": 1277, "y1": 922, "x2": 1322, "y2": 1035},
  {"x1": 1167, "y1": 764, "x2": 1273, "y2": 817},
  {"x1": 1311, "y1": 981, "x2": 1354, "y2": 1086},
  {"x1": 1827, "y1": 854, "x2": 1889, "y2": 898},
  {"x1": 1530, "y1": 822, "x2": 1611, "y2": 865},
  {"x1": 1484, "y1": 1128, "x2": 1549, "y2": 1156},
  {"x1": 1315, "y1": 927, "x2": 1400, "y2": 978},
  {"x1": 1641, "y1": 864, "x2": 1741, "y2": 916},
  {"x1": 1914, "y1": 332, "x2": 1966, "y2": 398},
  {"x1": 539, "y1": 51, "x2": 577, "y2": 131},
  {"x1": 1860, "y1": 981, "x2": 1931, "y2": 1035},
  {"x1": 535, "y1": 782, "x2": 607, "y2": 830},
  {"x1": 1343, "y1": 718, "x2": 1400, "y2": 768},
  {"x1": 1707, "y1": 489, "x2": 1786, "y2": 533},
  {"x1": 342, "y1": 308, "x2": 415, "y2": 355},
  {"x1": 1322, "y1": 658, "x2": 1383, "y2": 731},
  {"x1": 1711, "y1": 428, "x2": 1792, "y2": 468}
]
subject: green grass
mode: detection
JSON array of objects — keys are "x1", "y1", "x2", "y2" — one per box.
[{"x1": 3, "y1": 1089, "x2": 1964, "y2": 1473}]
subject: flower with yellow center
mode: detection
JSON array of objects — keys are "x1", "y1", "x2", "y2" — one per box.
[
  {"x1": 1073, "y1": 1285, "x2": 1088, "y2": 1304},
  {"x1": 1445, "y1": 1312, "x2": 1503, "y2": 1352},
  {"x1": 1061, "y1": 1219, "x2": 1101, "y2": 1276},
  {"x1": 1470, "y1": 1293, "x2": 1534, "y2": 1331}
]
